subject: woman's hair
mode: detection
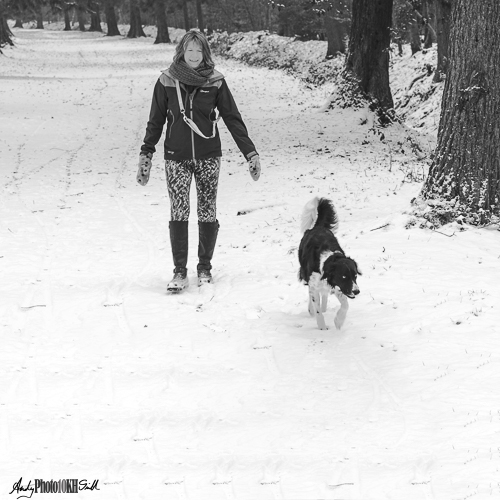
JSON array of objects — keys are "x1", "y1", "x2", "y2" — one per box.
[{"x1": 173, "y1": 29, "x2": 214, "y2": 67}]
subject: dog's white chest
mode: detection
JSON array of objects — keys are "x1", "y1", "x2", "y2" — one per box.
[{"x1": 308, "y1": 272, "x2": 332, "y2": 294}]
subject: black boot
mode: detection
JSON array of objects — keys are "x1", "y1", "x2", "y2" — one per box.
[
  {"x1": 167, "y1": 221, "x2": 189, "y2": 292},
  {"x1": 197, "y1": 220, "x2": 219, "y2": 285}
]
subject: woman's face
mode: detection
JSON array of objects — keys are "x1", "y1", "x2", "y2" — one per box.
[{"x1": 184, "y1": 41, "x2": 203, "y2": 69}]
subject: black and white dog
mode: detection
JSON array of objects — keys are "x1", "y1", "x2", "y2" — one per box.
[{"x1": 298, "y1": 197, "x2": 361, "y2": 330}]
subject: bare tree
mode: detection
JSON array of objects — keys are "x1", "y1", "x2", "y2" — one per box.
[
  {"x1": 127, "y1": 0, "x2": 146, "y2": 37},
  {"x1": 62, "y1": 3, "x2": 72, "y2": 30},
  {"x1": 154, "y1": 0, "x2": 170, "y2": 43},
  {"x1": 88, "y1": 0, "x2": 102, "y2": 31},
  {"x1": 0, "y1": 3, "x2": 15, "y2": 51},
  {"x1": 49, "y1": 0, "x2": 74, "y2": 30},
  {"x1": 35, "y1": 0, "x2": 44, "y2": 28},
  {"x1": 419, "y1": 0, "x2": 500, "y2": 225},
  {"x1": 182, "y1": 0, "x2": 190, "y2": 29},
  {"x1": 75, "y1": 0, "x2": 87, "y2": 30},
  {"x1": 409, "y1": 11, "x2": 421, "y2": 54},
  {"x1": 345, "y1": 0, "x2": 394, "y2": 114},
  {"x1": 433, "y1": 0, "x2": 451, "y2": 82},
  {"x1": 422, "y1": 0, "x2": 434, "y2": 48},
  {"x1": 104, "y1": 0, "x2": 120, "y2": 35},
  {"x1": 195, "y1": 0, "x2": 204, "y2": 30},
  {"x1": 323, "y1": 0, "x2": 351, "y2": 56}
]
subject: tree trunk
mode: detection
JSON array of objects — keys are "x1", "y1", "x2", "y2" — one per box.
[
  {"x1": 63, "y1": 7, "x2": 72, "y2": 31},
  {"x1": 345, "y1": 0, "x2": 394, "y2": 113},
  {"x1": 127, "y1": 0, "x2": 146, "y2": 37},
  {"x1": 433, "y1": 0, "x2": 452, "y2": 82},
  {"x1": 77, "y1": 3, "x2": 86, "y2": 31},
  {"x1": 409, "y1": 15, "x2": 421, "y2": 54},
  {"x1": 420, "y1": 0, "x2": 500, "y2": 225},
  {"x1": 195, "y1": 0, "x2": 204, "y2": 31},
  {"x1": 36, "y1": 1, "x2": 44, "y2": 29},
  {"x1": 422, "y1": 0, "x2": 433, "y2": 48},
  {"x1": 154, "y1": 0, "x2": 170, "y2": 43},
  {"x1": 182, "y1": 0, "x2": 190, "y2": 30},
  {"x1": 324, "y1": 10, "x2": 349, "y2": 56},
  {"x1": 14, "y1": 19, "x2": 23, "y2": 28},
  {"x1": 104, "y1": 0, "x2": 121, "y2": 36},
  {"x1": 89, "y1": 2, "x2": 102, "y2": 31}
]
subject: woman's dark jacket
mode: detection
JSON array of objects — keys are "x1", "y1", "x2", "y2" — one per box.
[{"x1": 140, "y1": 69, "x2": 257, "y2": 161}]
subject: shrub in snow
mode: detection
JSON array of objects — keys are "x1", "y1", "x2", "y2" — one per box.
[{"x1": 208, "y1": 30, "x2": 344, "y2": 87}]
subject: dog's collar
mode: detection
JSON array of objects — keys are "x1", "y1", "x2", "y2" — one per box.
[{"x1": 333, "y1": 250, "x2": 344, "y2": 257}]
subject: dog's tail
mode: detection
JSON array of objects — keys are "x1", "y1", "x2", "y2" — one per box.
[{"x1": 300, "y1": 196, "x2": 339, "y2": 234}]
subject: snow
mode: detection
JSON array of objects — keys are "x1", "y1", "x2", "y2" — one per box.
[{"x1": 1, "y1": 27, "x2": 500, "y2": 500}]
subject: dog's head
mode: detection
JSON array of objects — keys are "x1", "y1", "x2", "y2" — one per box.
[{"x1": 322, "y1": 254, "x2": 361, "y2": 299}]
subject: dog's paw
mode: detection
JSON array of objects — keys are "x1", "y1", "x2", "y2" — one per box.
[
  {"x1": 317, "y1": 320, "x2": 328, "y2": 330},
  {"x1": 334, "y1": 317, "x2": 344, "y2": 330}
]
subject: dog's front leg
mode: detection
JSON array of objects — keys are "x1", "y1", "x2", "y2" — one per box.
[
  {"x1": 310, "y1": 289, "x2": 327, "y2": 330},
  {"x1": 308, "y1": 291, "x2": 315, "y2": 316},
  {"x1": 333, "y1": 290, "x2": 349, "y2": 330},
  {"x1": 321, "y1": 291, "x2": 329, "y2": 313}
]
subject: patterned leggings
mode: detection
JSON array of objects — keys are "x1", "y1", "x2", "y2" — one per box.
[{"x1": 165, "y1": 157, "x2": 221, "y2": 222}]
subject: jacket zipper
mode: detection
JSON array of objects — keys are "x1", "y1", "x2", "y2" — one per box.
[
  {"x1": 168, "y1": 109, "x2": 175, "y2": 138},
  {"x1": 189, "y1": 93, "x2": 195, "y2": 159}
]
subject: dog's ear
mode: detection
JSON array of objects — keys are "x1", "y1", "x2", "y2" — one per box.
[{"x1": 321, "y1": 258, "x2": 335, "y2": 281}]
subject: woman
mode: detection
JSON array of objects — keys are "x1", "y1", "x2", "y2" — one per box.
[{"x1": 137, "y1": 29, "x2": 261, "y2": 292}]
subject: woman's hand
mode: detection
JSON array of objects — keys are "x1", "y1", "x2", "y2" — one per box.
[
  {"x1": 137, "y1": 154, "x2": 152, "y2": 186},
  {"x1": 248, "y1": 155, "x2": 261, "y2": 181}
]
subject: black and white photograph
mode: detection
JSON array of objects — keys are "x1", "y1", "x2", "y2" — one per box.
[{"x1": 1, "y1": 0, "x2": 499, "y2": 498}]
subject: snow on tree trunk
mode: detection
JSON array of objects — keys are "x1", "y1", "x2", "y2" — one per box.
[
  {"x1": 419, "y1": 0, "x2": 500, "y2": 226},
  {"x1": 154, "y1": 0, "x2": 170, "y2": 44},
  {"x1": 345, "y1": 0, "x2": 394, "y2": 114}
]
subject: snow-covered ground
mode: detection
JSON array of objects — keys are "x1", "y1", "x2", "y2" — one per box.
[{"x1": 1, "y1": 27, "x2": 499, "y2": 500}]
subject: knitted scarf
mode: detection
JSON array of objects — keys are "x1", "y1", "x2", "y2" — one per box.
[{"x1": 169, "y1": 60, "x2": 215, "y2": 86}]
